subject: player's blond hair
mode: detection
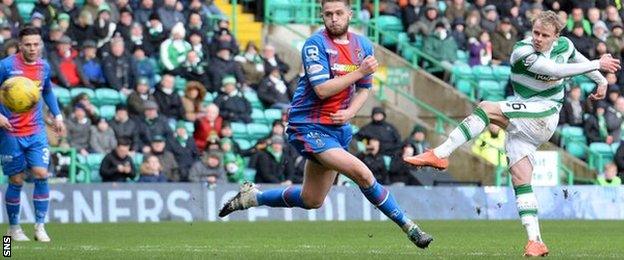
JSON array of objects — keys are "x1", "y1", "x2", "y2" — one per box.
[{"x1": 531, "y1": 10, "x2": 565, "y2": 34}]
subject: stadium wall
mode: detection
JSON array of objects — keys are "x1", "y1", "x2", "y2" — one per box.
[{"x1": 1, "y1": 184, "x2": 622, "y2": 223}]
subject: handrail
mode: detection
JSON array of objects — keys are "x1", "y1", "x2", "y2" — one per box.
[{"x1": 263, "y1": 0, "x2": 363, "y2": 26}]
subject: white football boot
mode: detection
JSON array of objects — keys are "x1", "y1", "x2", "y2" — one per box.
[
  {"x1": 5, "y1": 226, "x2": 30, "y2": 241},
  {"x1": 34, "y1": 224, "x2": 51, "y2": 242}
]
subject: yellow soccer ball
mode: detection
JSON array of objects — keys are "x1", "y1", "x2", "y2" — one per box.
[{"x1": 0, "y1": 76, "x2": 41, "y2": 113}]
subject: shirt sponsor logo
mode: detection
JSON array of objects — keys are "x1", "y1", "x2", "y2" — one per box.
[
  {"x1": 9, "y1": 70, "x2": 23, "y2": 75},
  {"x1": 306, "y1": 64, "x2": 324, "y2": 74},
  {"x1": 304, "y1": 45, "x2": 320, "y2": 62},
  {"x1": 331, "y1": 63, "x2": 359, "y2": 73}
]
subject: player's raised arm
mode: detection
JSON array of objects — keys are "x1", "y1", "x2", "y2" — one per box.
[{"x1": 524, "y1": 51, "x2": 620, "y2": 79}]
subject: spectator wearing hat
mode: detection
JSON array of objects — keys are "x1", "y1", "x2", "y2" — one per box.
[
  {"x1": 261, "y1": 44, "x2": 289, "y2": 77},
  {"x1": 57, "y1": 13, "x2": 71, "y2": 33},
  {"x1": 115, "y1": 8, "x2": 134, "y2": 41},
  {"x1": 189, "y1": 151, "x2": 225, "y2": 184},
  {"x1": 606, "y1": 73, "x2": 621, "y2": 106},
  {"x1": 65, "y1": 104, "x2": 92, "y2": 156},
  {"x1": 94, "y1": 4, "x2": 117, "y2": 49},
  {"x1": 491, "y1": 17, "x2": 516, "y2": 66},
  {"x1": 159, "y1": 22, "x2": 191, "y2": 74},
  {"x1": 208, "y1": 41, "x2": 245, "y2": 93},
  {"x1": 254, "y1": 135, "x2": 294, "y2": 184},
  {"x1": 153, "y1": 73, "x2": 185, "y2": 120},
  {"x1": 450, "y1": 18, "x2": 467, "y2": 50},
  {"x1": 145, "y1": 13, "x2": 167, "y2": 49},
  {"x1": 480, "y1": 4, "x2": 498, "y2": 33},
  {"x1": 423, "y1": 21, "x2": 458, "y2": 73},
  {"x1": 355, "y1": 107, "x2": 402, "y2": 156},
  {"x1": 90, "y1": 118, "x2": 118, "y2": 154},
  {"x1": 138, "y1": 155, "x2": 168, "y2": 183},
  {"x1": 100, "y1": 137, "x2": 136, "y2": 182},
  {"x1": 235, "y1": 41, "x2": 265, "y2": 88},
  {"x1": 147, "y1": 134, "x2": 180, "y2": 181},
  {"x1": 81, "y1": 0, "x2": 102, "y2": 23},
  {"x1": 210, "y1": 18, "x2": 239, "y2": 56},
  {"x1": 194, "y1": 103, "x2": 223, "y2": 152},
  {"x1": 606, "y1": 23, "x2": 624, "y2": 59},
  {"x1": 134, "y1": 0, "x2": 154, "y2": 26},
  {"x1": 157, "y1": 0, "x2": 185, "y2": 31},
  {"x1": 29, "y1": 12, "x2": 45, "y2": 29},
  {"x1": 464, "y1": 10, "x2": 482, "y2": 41},
  {"x1": 181, "y1": 80, "x2": 207, "y2": 121},
  {"x1": 388, "y1": 143, "x2": 422, "y2": 186},
  {"x1": 126, "y1": 77, "x2": 156, "y2": 117},
  {"x1": 408, "y1": 4, "x2": 449, "y2": 37},
  {"x1": 400, "y1": 0, "x2": 424, "y2": 38},
  {"x1": 59, "y1": 0, "x2": 81, "y2": 22},
  {"x1": 67, "y1": 10, "x2": 95, "y2": 45},
  {"x1": 257, "y1": 65, "x2": 293, "y2": 109},
  {"x1": 356, "y1": 137, "x2": 389, "y2": 184},
  {"x1": 167, "y1": 122, "x2": 200, "y2": 181},
  {"x1": 559, "y1": 85, "x2": 587, "y2": 128},
  {"x1": 31, "y1": 0, "x2": 57, "y2": 25},
  {"x1": 187, "y1": 29, "x2": 209, "y2": 60},
  {"x1": 102, "y1": 36, "x2": 136, "y2": 94},
  {"x1": 568, "y1": 21, "x2": 595, "y2": 59},
  {"x1": 214, "y1": 76, "x2": 252, "y2": 123},
  {"x1": 136, "y1": 100, "x2": 174, "y2": 153},
  {"x1": 404, "y1": 124, "x2": 430, "y2": 156},
  {"x1": 445, "y1": 0, "x2": 468, "y2": 22},
  {"x1": 181, "y1": 50, "x2": 211, "y2": 90},
  {"x1": 49, "y1": 35, "x2": 88, "y2": 88},
  {"x1": 132, "y1": 45, "x2": 158, "y2": 87},
  {"x1": 109, "y1": 105, "x2": 140, "y2": 149}
]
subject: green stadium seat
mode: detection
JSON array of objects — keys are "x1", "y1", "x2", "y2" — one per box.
[
  {"x1": 264, "y1": 108, "x2": 282, "y2": 123},
  {"x1": 243, "y1": 91, "x2": 263, "y2": 109},
  {"x1": 566, "y1": 141, "x2": 586, "y2": 159},
  {"x1": 492, "y1": 65, "x2": 511, "y2": 81},
  {"x1": 472, "y1": 65, "x2": 495, "y2": 81},
  {"x1": 243, "y1": 168, "x2": 256, "y2": 182},
  {"x1": 99, "y1": 105, "x2": 116, "y2": 120},
  {"x1": 351, "y1": 125, "x2": 360, "y2": 135},
  {"x1": 451, "y1": 64, "x2": 473, "y2": 83},
  {"x1": 87, "y1": 153, "x2": 105, "y2": 171},
  {"x1": 589, "y1": 142, "x2": 614, "y2": 171},
  {"x1": 203, "y1": 92, "x2": 214, "y2": 104},
  {"x1": 52, "y1": 87, "x2": 71, "y2": 106},
  {"x1": 17, "y1": 3, "x2": 35, "y2": 21},
  {"x1": 269, "y1": 0, "x2": 293, "y2": 24},
  {"x1": 611, "y1": 142, "x2": 620, "y2": 154},
  {"x1": 95, "y1": 88, "x2": 122, "y2": 106},
  {"x1": 560, "y1": 126, "x2": 587, "y2": 159},
  {"x1": 251, "y1": 108, "x2": 267, "y2": 124},
  {"x1": 175, "y1": 77, "x2": 187, "y2": 92},
  {"x1": 231, "y1": 122, "x2": 248, "y2": 139},
  {"x1": 246, "y1": 123, "x2": 270, "y2": 140},
  {"x1": 573, "y1": 75, "x2": 593, "y2": 85},
  {"x1": 456, "y1": 50, "x2": 469, "y2": 64},
  {"x1": 374, "y1": 15, "x2": 403, "y2": 47},
  {"x1": 235, "y1": 138, "x2": 253, "y2": 150},
  {"x1": 184, "y1": 121, "x2": 194, "y2": 134},
  {"x1": 383, "y1": 155, "x2": 391, "y2": 171},
  {"x1": 69, "y1": 87, "x2": 95, "y2": 100},
  {"x1": 580, "y1": 82, "x2": 596, "y2": 96},
  {"x1": 455, "y1": 79, "x2": 473, "y2": 96},
  {"x1": 478, "y1": 80, "x2": 504, "y2": 101}
]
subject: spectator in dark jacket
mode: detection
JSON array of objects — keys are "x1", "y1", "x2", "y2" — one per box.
[
  {"x1": 126, "y1": 23, "x2": 155, "y2": 57},
  {"x1": 126, "y1": 78, "x2": 156, "y2": 118},
  {"x1": 157, "y1": 0, "x2": 185, "y2": 31},
  {"x1": 134, "y1": 0, "x2": 154, "y2": 26},
  {"x1": 136, "y1": 101, "x2": 174, "y2": 153},
  {"x1": 614, "y1": 140, "x2": 624, "y2": 177},
  {"x1": 388, "y1": 143, "x2": 422, "y2": 185},
  {"x1": 262, "y1": 44, "x2": 289, "y2": 76},
  {"x1": 257, "y1": 65, "x2": 293, "y2": 109},
  {"x1": 133, "y1": 45, "x2": 158, "y2": 88},
  {"x1": 167, "y1": 122, "x2": 200, "y2": 181},
  {"x1": 181, "y1": 50, "x2": 211, "y2": 90},
  {"x1": 31, "y1": 0, "x2": 57, "y2": 25},
  {"x1": 408, "y1": 5, "x2": 449, "y2": 37},
  {"x1": 559, "y1": 85, "x2": 586, "y2": 127},
  {"x1": 584, "y1": 101, "x2": 615, "y2": 144},
  {"x1": 254, "y1": 136, "x2": 294, "y2": 184},
  {"x1": 491, "y1": 18, "x2": 516, "y2": 65},
  {"x1": 78, "y1": 40, "x2": 107, "y2": 88},
  {"x1": 480, "y1": 5, "x2": 498, "y2": 33},
  {"x1": 146, "y1": 13, "x2": 168, "y2": 50},
  {"x1": 210, "y1": 19, "x2": 239, "y2": 56},
  {"x1": 404, "y1": 124, "x2": 430, "y2": 156},
  {"x1": 568, "y1": 22, "x2": 595, "y2": 60},
  {"x1": 214, "y1": 76, "x2": 252, "y2": 123},
  {"x1": 102, "y1": 36, "x2": 136, "y2": 94},
  {"x1": 109, "y1": 105, "x2": 140, "y2": 149},
  {"x1": 67, "y1": 10, "x2": 96, "y2": 45},
  {"x1": 401, "y1": 0, "x2": 424, "y2": 37},
  {"x1": 208, "y1": 41, "x2": 245, "y2": 93},
  {"x1": 356, "y1": 138, "x2": 389, "y2": 184},
  {"x1": 148, "y1": 135, "x2": 180, "y2": 182},
  {"x1": 450, "y1": 18, "x2": 467, "y2": 50},
  {"x1": 355, "y1": 107, "x2": 402, "y2": 156},
  {"x1": 100, "y1": 138, "x2": 136, "y2": 182},
  {"x1": 115, "y1": 8, "x2": 133, "y2": 41},
  {"x1": 153, "y1": 73, "x2": 185, "y2": 120},
  {"x1": 48, "y1": 36, "x2": 88, "y2": 88}
]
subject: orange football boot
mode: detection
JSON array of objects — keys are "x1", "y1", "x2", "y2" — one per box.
[
  {"x1": 403, "y1": 150, "x2": 449, "y2": 170},
  {"x1": 524, "y1": 240, "x2": 549, "y2": 257}
]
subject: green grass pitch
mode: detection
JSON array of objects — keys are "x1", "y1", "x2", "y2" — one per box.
[{"x1": 6, "y1": 220, "x2": 624, "y2": 259}]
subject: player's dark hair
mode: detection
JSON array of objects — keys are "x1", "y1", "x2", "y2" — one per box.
[
  {"x1": 321, "y1": 0, "x2": 350, "y2": 7},
  {"x1": 117, "y1": 137, "x2": 132, "y2": 147},
  {"x1": 18, "y1": 26, "x2": 41, "y2": 40}
]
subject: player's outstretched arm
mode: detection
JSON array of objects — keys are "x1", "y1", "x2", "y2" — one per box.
[
  {"x1": 314, "y1": 56, "x2": 378, "y2": 99},
  {"x1": 527, "y1": 53, "x2": 620, "y2": 79}
]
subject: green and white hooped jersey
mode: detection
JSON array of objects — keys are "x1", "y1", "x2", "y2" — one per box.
[{"x1": 509, "y1": 37, "x2": 576, "y2": 103}]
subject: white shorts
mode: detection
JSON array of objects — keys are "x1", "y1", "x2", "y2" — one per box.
[{"x1": 498, "y1": 100, "x2": 561, "y2": 166}]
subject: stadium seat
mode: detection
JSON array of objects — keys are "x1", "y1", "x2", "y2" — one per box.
[
  {"x1": 231, "y1": 122, "x2": 248, "y2": 139},
  {"x1": 611, "y1": 142, "x2": 620, "y2": 154},
  {"x1": 573, "y1": 75, "x2": 593, "y2": 85},
  {"x1": 243, "y1": 91, "x2": 263, "y2": 109},
  {"x1": 383, "y1": 155, "x2": 391, "y2": 171},
  {"x1": 560, "y1": 126, "x2": 587, "y2": 159},
  {"x1": 184, "y1": 121, "x2": 194, "y2": 134},
  {"x1": 203, "y1": 92, "x2": 214, "y2": 104},
  {"x1": 246, "y1": 123, "x2": 270, "y2": 140},
  {"x1": 251, "y1": 108, "x2": 267, "y2": 124},
  {"x1": 52, "y1": 87, "x2": 71, "y2": 106},
  {"x1": 373, "y1": 15, "x2": 403, "y2": 47},
  {"x1": 456, "y1": 50, "x2": 469, "y2": 64},
  {"x1": 451, "y1": 64, "x2": 473, "y2": 83},
  {"x1": 235, "y1": 138, "x2": 253, "y2": 150},
  {"x1": 580, "y1": 82, "x2": 596, "y2": 97},
  {"x1": 70, "y1": 87, "x2": 95, "y2": 100},
  {"x1": 455, "y1": 79, "x2": 473, "y2": 97},
  {"x1": 269, "y1": 0, "x2": 293, "y2": 24},
  {"x1": 264, "y1": 108, "x2": 282, "y2": 123},
  {"x1": 492, "y1": 65, "x2": 511, "y2": 81},
  {"x1": 95, "y1": 88, "x2": 122, "y2": 106},
  {"x1": 17, "y1": 3, "x2": 35, "y2": 22},
  {"x1": 478, "y1": 80, "x2": 505, "y2": 101},
  {"x1": 589, "y1": 142, "x2": 614, "y2": 169},
  {"x1": 175, "y1": 77, "x2": 187, "y2": 92},
  {"x1": 99, "y1": 105, "x2": 116, "y2": 120},
  {"x1": 472, "y1": 65, "x2": 495, "y2": 81},
  {"x1": 351, "y1": 125, "x2": 360, "y2": 135},
  {"x1": 243, "y1": 168, "x2": 256, "y2": 182}
]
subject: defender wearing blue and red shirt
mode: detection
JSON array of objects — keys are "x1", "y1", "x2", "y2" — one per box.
[
  {"x1": 219, "y1": 0, "x2": 433, "y2": 249},
  {"x1": 0, "y1": 26, "x2": 64, "y2": 242}
]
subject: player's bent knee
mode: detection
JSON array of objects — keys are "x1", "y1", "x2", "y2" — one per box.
[
  {"x1": 301, "y1": 197, "x2": 324, "y2": 209},
  {"x1": 8, "y1": 175, "x2": 24, "y2": 186}
]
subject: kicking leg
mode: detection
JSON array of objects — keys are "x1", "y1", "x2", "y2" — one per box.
[
  {"x1": 314, "y1": 148, "x2": 433, "y2": 249},
  {"x1": 511, "y1": 157, "x2": 548, "y2": 257},
  {"x1": 32, "y1": 167, "x2": 51, "y2": 242}
]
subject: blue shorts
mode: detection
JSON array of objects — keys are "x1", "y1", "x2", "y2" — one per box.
[
  {"x1": 286, "y1": 123, "x2": 352, "y2": 163},
  {"x1": 0, "y1": 131, "x2": 50, "y2": 176}
]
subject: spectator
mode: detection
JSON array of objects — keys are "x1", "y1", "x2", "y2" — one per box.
[
  {"x1": 257, "y1": 65, "x2": 292, "y2": 109},
  {"x1": 29, "y1": 12, "x2": 45, "y2": 29},
  {"x1": 408, "y1": 5, "x2": 449, "y2": 37},
  {"x1": 355, "y1": 107, "x2": 402, "y2": 156},
  {"x1": 605, "y1": 96, "x2": 624, "y2": 143},
  {"x1": 210, "y1": 18, "x2": 239, "y2": 56},
  {"x1": 148, "y1": 135, "x2": 180, "y2": 182},
  {"x1": 214, "y1": 76, "x2": 252, "y2": 123},
  {"x1": 262, "y1": 44, "x2": 289, "y2": 76},
  {"x1": 491, "y1": 18, "x2": 516, "y2": 66},
  {"x1": 65, "y1": 93, "x2": 99, "y2": 123},
  {"x1": 133, "y1": 45, "x2": 158, "y2": 88},
  {"x1": 208, "y1": 41, "x2": 245, "y2": 92},
  {"x1": 2, "y1": 0, "x2": 24, "y2": 26},
  {"x1": 568, "y1": 22, "x2": 595, "y2": 60},
  {"x1": 445, "y1": 0, "x2": 467, "y2": 23},
  {"x1": 67, "y1": 10, "x2": 95, "y2": 45},
  {"x1": 78, "y1": 40, "x2": 107, "y2": 88},
  {"x1": 134, "y1": 0, "x2": 154, "y2": 26},
  {"x1": 400, "y1": 0, "x2": 424, "y2": 34},
  {"x1": 127, "y1": 23, "x2": 155, "y2": 57},
  {"x1": 43, "y1": 24, "x2": 64, "y2": 56},
  {"x1": 235, "y1": 41, "x2": 265, "y2": 88},
  {"x1": 136, "y1": 100, "x2": 174, "y2": 153},
  {"x1": 592, "y1": 21, "x2": 609, "y2": 43},
  {"x1": 81, "y1": 0, "x2": 102, "y2": 22},
  {"x1": 614, "y1": 141, "x2": 624, "y2": 177},
  {"x1": 102, "y1": 36, "x2": 136, "y2": 95},
  {"x1": 159, "y1": 22, "x2": 191, "y2": 74},
  {"x1": 115, "y1": 8, "x2": 133, "y2": 41},
  {"x1": 464, "y1": 10, "x2": 483, "y2": 40},
  {"x1": 480, "y1": 5, "x2": 498, "y2": 33},
  {"x1": 65, "y1": 104, "x2": 91, "y2": 156},
  {"x1": 264, "y1": 119, "x2": 286, "y2": 140},
  {"x1": 597, "y1": 163, "x2": 622, "y2": 186},
  {"x1": 94, "y1": 5, "x2": 117, "y2": 49},
  {"x1": 90, "y1": 118, "x2": 118, "y2": 154},
  {"x1": 604, "y1": 5, "x2": 622, "y2": 30},
  {"x1": 49, "y1": 35, "x2": 87, "y2": 88},
  {"x1": 566, "y1": 7, "x2": 592, "y2": 36},
  {"x1": 127, "y1": 78, "x2": 156, "y2": 118},
  {"x1": 607, "y1": 83, "x2": 620, "y2": 107},
  {"x1": 606, "y1": 24, "x2": 623, "y2": 59},
  {"x1": 167, "y1": 122, "x2": 200, "y2": 181},
  {"x1": 585, "y1": 101, "x2": 616, "y2": 144},
  {"x1": 388, "y1": 143, "x2": 422, "y2": 185},
  {"x1": 180, "y1": 50, "x2": 211, "y2": 90},
  {"x1": 109, "y1": 105, "x2": 140, "y2": 149},
  {"x1": 254, "y1": 136, "x2": 294, "y2": 184},
  {"x1": 469, "y1": 31, "x2": 492, "y2": 66},
  {"x1": 153, "y1": 73, "x2": 185, "y2": 120},
  {"x1": 100, "y1": 137, "x2": 136, "y2": 182},
  {"x1": 187, "y1": 29, "x2": 209, "y2": 61},
  {"x1": 186, "y1": 12, "x2": 208, "y2": 36},
  {"x1": 450, "y1": 18, "x2": 467, "y2": 50},
  {"x1": 31, "y1": 0, "x2": 56, "y2": 25},
  {"x1": 587, "y1": 7, "x2": 601, "y2": 27},
  {"x1": 157, "y1": 0, "x2": 185, "y2": 31},
  {"x1": 0, "y1": 39, "x2": 18, "y2": 59},
  {"x1": 145, "y1": 13, "x2": 167, "y2": 49},
  {"x1": 404, "y1": 124, "x2": 430, "y2": 155},
  {"x1": 559, "y1": 85, "x2": 586, "y2": 127},
  {"x1": 422, "y1": 22, "x2": 458, "y2": 69},
  {"x1": 194, "y1": 103, "x2": 223, "y2": 152},
  {"x1": 189, "y1": 151, "x2": 225, "y2": 184},
  {"x1": 356, "y1": 137, "x2": 389, "y2": 184},
  {"x1": 57, "y1": 13, "x2": 72, "y2": 33},
  {"x1": 138, "y1": 155, "x2": 168, "y2": 182},
  {"x1": 220, "y1": 138, "x2": 245, "y2": 183},
  {"x1": 509, "y1": 6, "x2": 530, "y2": 37},
  {"x1": 471, "y1": 124, "x2": 507, "y2": 166},
  {"x1": 181, "y1": 80, "x2": 206, "y2": 121},
  {"x1": 595, "y1": 41, "x2": 609, "y2": 61}
]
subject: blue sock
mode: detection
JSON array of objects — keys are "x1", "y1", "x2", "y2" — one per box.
[
  {"x1": 33, "y1": 178, "x2": 50, "y2": 224},
  {"x1": 5, "y1": 183, "x2": 22, "y2": 226},
  {"x1": 257, "y1": 186, "x2": 308, "y2": 208},
  {"x1": 360, "y1": 181, "x2": 413, "y2": 231}
]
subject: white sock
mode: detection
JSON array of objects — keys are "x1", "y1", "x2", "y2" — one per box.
[
  {"x1": 516, "y1": 185, "x2": 542, "y2": 242},
  {"x1": 433, "y1": 107, "x2": 489, "y2": 158}
]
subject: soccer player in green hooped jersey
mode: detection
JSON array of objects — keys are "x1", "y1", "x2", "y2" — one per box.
[{"x1": 404, "y1": 10, "x2": 621, "y2": 256}]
